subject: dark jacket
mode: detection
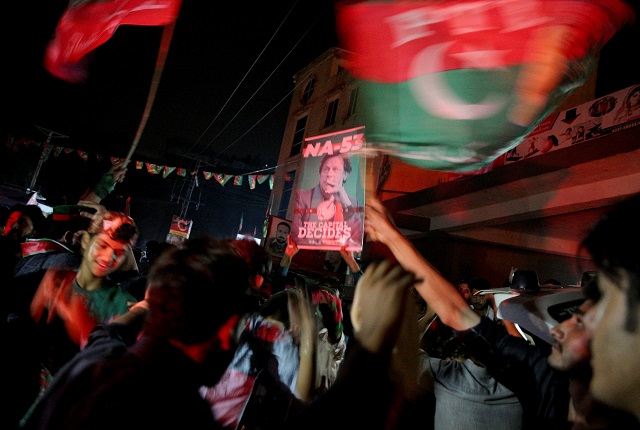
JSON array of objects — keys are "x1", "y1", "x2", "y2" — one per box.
[{"x1": 454, "y1": 317, "x2": 571, "y2": 430}]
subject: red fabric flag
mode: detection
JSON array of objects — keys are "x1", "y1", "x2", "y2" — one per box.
[
  {"x1": 233, "y1": 176, "x2": 243, "y2": 186},
  {"x1": 44, "y1": 0, "x2": 182, "y2": 82}
]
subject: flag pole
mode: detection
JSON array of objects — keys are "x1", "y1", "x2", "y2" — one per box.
[{"x1": 123, "y1": 21, "x2": 176, "y2": 167}]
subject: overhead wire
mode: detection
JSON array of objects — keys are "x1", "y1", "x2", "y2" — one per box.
[{"x1": 185, "y1": 0, "x2": 300, "y2": 156}]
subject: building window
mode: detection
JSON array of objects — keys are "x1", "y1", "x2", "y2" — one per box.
[
  {"x1": 290, "y1": 116, "x2": 307, "y2": 157},
  {"x1": 324, "y1": 98, "x2": 339, "y2": 128},
  {"x1": 347, "y1": 87, "x2": 358, "y2": 117},
  {"x1": 277, "y1": 170, "x2": 296, "y2": 219},
  {"x1": 301, "y1": 78, "x2": 316, "y2": 104}
]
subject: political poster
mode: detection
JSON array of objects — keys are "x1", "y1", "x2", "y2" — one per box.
[
  {"x1": 504, "y1": 83, "x2": 640, "y2": 163},
  {"x1": 263, "y1": 215, "x2": 292, "y2": 258},
  {"x1": 166, "y1": 214, "x2": 192, "y2": 245},
  {"x1": 291, "y1": 127, "x2": 366, "y2": 252}
]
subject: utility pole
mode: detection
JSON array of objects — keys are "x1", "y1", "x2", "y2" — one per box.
[
  {"x1": 29, "y1": 125, "x2": 68, "y2": 193},
  {"x1": 179, "y1": 160, "x2": 200, "y2": 219}
]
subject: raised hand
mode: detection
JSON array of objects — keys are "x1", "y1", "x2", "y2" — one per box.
[
  {"x1": 364, "y1": 195, "x2": 399, "y2": 244},
  {"x1": 350, "y1": 260, "x2": 416, "y2": 353},
  {"x1": 285, "y1": 234, "x2": 299, "y2": 259}
]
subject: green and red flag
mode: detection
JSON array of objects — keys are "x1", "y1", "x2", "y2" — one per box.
[
  {"x1": 336, "y1": 0, "x2": 634, "y2": 172},
  {"x1": 45, "y1": 0, "x2": 182, "y2": 82}
]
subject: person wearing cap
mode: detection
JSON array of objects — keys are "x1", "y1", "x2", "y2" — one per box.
[
  {"x1": 364, "y1": 194, "x2": 638, "y2": 429},
  {"x1": 5, "y1": 210, "x2": 140, "y2": 429}
]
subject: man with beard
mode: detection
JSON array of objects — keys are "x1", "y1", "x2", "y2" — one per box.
[
  {"x1": 265, "y1": 221, "x2": 291, "y2": 258},
  {"x1": 365, "y1": 194, "x2": 638, "y2": 429}
]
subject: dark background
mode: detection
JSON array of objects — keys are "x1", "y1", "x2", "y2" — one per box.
[{"x1": 2, "y1": 1, "x2": 338, "y2": 244}]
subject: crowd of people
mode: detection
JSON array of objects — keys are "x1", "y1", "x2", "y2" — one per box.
[{"x1": 2, "y1": 157, "x2": 640, "y2": 430}]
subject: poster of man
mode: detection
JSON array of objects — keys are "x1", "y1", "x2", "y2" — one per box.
[
  {"x1": 291, "y1": 127, "x2": 365, "y2": 252},
  {"x1": 264, "y1": 215, "x2": 291, "y2": 258}
]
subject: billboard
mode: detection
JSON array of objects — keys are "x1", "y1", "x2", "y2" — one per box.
[{"x1": 291, "y1": 127, "x2": 366, "y2": 252}]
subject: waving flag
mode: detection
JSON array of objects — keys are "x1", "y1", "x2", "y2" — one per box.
[
  {"x1": 336, "y1": 0, "x2": 634, "y2": 172},
  {"x1": 45, "y1": 0, "x2": 182, "y2": 82}
]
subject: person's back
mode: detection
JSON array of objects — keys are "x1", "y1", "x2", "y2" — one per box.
[{"x1": 418, "y1": 335, "x2": 523, "y2": 430}]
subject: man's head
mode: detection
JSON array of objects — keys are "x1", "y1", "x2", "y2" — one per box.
[
  {"x1": 457, "y1": 280, "x2": 471, "y2": 303},
  {"x1": 144, "y1": 237, "x2": 252, "y2": 385},
  {"x1": 274, "y1": 222, "x2": 290, "y2": 244},
  {"x1": 469, "y1": 278, "x2": 491, "y2": 312},
  {"x1": 3, "y1": 204, "x2": 47, "y2": 242},
  {"x1": 80, "y1": 211, "x2": 138, "y2": 278},
  {"x1": 318, "y1": 154, "x2": 352, "y2": 193},
  {"x1": 582, "y1": 193, "x2": 640, "y2": 417}
]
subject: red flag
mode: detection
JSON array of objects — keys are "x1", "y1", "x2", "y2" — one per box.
[{"x1": 44, "y1": 0, "x2": 183, "y2": 82}]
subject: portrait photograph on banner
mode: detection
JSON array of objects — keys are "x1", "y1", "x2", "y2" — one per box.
[
  {"x1": 263, "y1": 215, "x2": 292, "y2": 258},
  {"x1": 291, "y1": 126, "x2": 366, "y2": 252}
]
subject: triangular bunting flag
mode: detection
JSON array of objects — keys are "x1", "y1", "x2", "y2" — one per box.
[
  {"x1": 111, "y1": 157, "x2": 122, "y2": 165},
  {"x1": 162, "y1": 166, "x2": 176, "y2": 178},
  {"x1": 136, "y1": 161, "x2": 143, "y2": 169},
  {"x1": 64, "y1": 147, "x2": 73, "y2": 154},
  {"x1": 233, "y1": 175, "x2": 243, "y2": 186},
  {"x1": 269, "y1": 175, "x2": 274, "y2": 190},
  {"x1": 53, "y1": 146, "x2": 64, "y2": 157},
  {"x1": 214, "y1": 173, "x2": 232, "y2": 186},
  {"x1": 257, "y1": 174, "x2": 269, "y2": 184},
  {"x1": 248, "y1": 174, "x2": 256, "y2": 190},
  {"x1": 176, "y1": 167, "x2": 186, "y2": 177},
  {"x1": 203, "y1": 171, "x2": 213, "y2": 180},
  {"x1": 146, "y1": 163, "x2": 161, "y2": 174},
  {"x1": 77, "y1": 150, "x2": 89, "y2": 161}
]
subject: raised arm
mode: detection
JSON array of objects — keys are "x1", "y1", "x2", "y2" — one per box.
[{"x1": 364, "y1": 195, "x2": 479, "y2": 331}]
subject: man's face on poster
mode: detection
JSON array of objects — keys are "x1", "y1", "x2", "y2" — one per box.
[
  {"x1": 319, "y1": 155, "x2": 347, "y2": 195},
  {"x1": 275, "y1": 223, "x2": 290, "y2": 244}
]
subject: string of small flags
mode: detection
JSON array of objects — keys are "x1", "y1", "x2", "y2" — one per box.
[{"x1": 8, "y1": 137, "x2": 281, "y2": 190}]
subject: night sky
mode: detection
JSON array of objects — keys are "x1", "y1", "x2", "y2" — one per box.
[{"x1": 3, "y1": 1, "x2": 338, "y2": 244}]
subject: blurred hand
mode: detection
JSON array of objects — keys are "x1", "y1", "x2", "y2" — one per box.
[
  {"x1": 108, "y1": 161, "x2": 128, "y2": 183},
  {"x1": 364, "y1": 195, "x2": 398, "y2": 244},
  {"x1": 285, "y1": 235, "x2": 299, "y2": 258},
  {"x1": 350, "y1": 260, "x2": 416, "y2": 353},
  {"x1": 75, "y1": 201, "x2": 107, "y2": 221},
  {"x1": 339, "y1": 245, "x2": 360, "y2": 273}
]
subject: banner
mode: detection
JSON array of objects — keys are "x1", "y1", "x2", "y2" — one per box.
[
  {"x1": 291, "y1": 127, "x2": 366, "y2": 252},
  {"x1": 504, "y1": 83, "x2": 640, "y2": 163},
  {"x1": 263, "y1": 215, "x2": 292, "y2": 259},
  {"x1": 168, "y1": 214, "x2": 192, "y2": 238}
]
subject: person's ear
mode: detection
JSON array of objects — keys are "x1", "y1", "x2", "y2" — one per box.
[{"x1": 80, "y1": 231, "x2": 92, "y2": 251}]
